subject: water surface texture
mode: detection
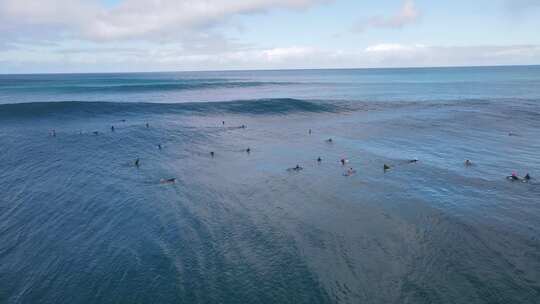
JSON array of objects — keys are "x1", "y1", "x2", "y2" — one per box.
[{"x1": 1, "y1": 66, "x2": 540, "y2": 304}]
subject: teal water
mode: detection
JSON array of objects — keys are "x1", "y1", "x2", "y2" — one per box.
[{"x1": 1, "y1": 66, "x2": 540, "y2": 303}]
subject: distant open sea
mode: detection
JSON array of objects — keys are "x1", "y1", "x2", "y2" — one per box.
[{"x1": 1, "y1": 66, "x2": 540, "y2": 304}]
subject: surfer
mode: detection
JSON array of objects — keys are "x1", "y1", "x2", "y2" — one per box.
[
  {"x1": 246, "y1": 148, "x2": 251, "y2": 153},
  {"x1": 524, "y1": 173, "x2": 531, "y2": 181},
  {"x1": 384, "y1": 164, "x2": 391, "y2": 171},
  {"x1": 408, "y1": 159, "x2": 418, "y2": 163},
  {"x1": 344, "y1": 167, "x2": 356, "y2": 176},
  {"x1": 288, "y1": 164, "x2": 303, "y2": 172},
  {"x1": 507, "y1": 172, "x2": 520, "y2": 181},
  {"x1": 160, "y1": 178, "x2": 176, "y2": 184}
]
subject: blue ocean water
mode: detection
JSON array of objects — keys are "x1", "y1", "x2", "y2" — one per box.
[{"x1": 1, "y1": 66, "x2": 540, "y2": 303}]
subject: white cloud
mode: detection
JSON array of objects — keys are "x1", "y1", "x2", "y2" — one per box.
[
  {"x1": 2, "y1": 42, "x2": 539, "y2": 73},
  {"x1": 354, "y1": 0, "x2": 420, "y2": 32},
  {"x1": 0, "y1": 0, "x2": 328, "y2": 41}
]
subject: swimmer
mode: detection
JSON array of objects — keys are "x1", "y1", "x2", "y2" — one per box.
[
  {"x1": 326, "y1": 138, "x2": 333, "y2": 143},
  {"x1": 246, "y1": 148, "x2": 251, "y2": 153},
  {"x1": 465, "y1": 159, "x2": 472, "y2": 166},
  {"x1": 111, "y1": 126, "x2": 115, "y2": 132},
  {"x1": 317, "y1": 157, "x2": 322, "y2": 163},
  {"x1": 157, "y1": 144, "x2": 162, "y2": 150},
  {"x1": 135, "y1": 158, "x2": 140, "y2": 167},
  {"x1": 507, "y1": 172, "x2": 520, "y2": 181},
  {"x1": 210, "y1": 151, "x2": 215, "y2": 157},
  {"x1": 384, "y1": 164, "x2": 391, "y2": 171},
  {"x1": 160, "y1": 178, "x2": 176, "y2": 184}
]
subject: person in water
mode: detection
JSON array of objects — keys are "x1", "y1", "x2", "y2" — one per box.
[
  {"x1": 111, "y1": 125, "x2": 115, "y2": 132},
  {"x1": 93, "y1": 131, "x2": 99, "y2": 135},
  {"x1": 222, "y1": 121, "x2": 225, "y2": 125},
  {"x1": 465, "y1": 159, "x2": 472, "y2": 166},
  {"x1": 157, "y1": 144, "x2": 162, "y2": 150},
  {"x1": 145, "y1": 123, "x2": 149, "y2": 128},
  {"x1": 507, "y1": 172, "x2": 520, "y2": 181},
  {"x1": 135, "y1": 158, "x2": 140, "y2": 167},
  {"x1": 326, "y1": 138, "x2": 333, "y2": 143},
  {"x1": 309, "y1": 129, "x2": 312, "y2": 135},
  {"x1": 210, "y1": 151, "x2": 215, "y2": 157},
  {"x1": 524, "y1": 173, "x2": 531, "y2": 181},
  {"x1": 160, "y1": 178, "x2": 176, "y2": 184},
  {"x1": 50, "y1": 129, "x2": 56, "y2": 137},
  {"x1": 246, "y1": 148, "x2": 251, "y2": 153},
  {"x1": 409, "y1": 159, "x2": 418, "y2": 163},
  {"x1": 317, "y1": 157, "x2": 322, "y2": 163},
  {"x1": 288, "y1": 164, "x2": 303, "y2": 171},
  {"x1": 384, "y1": 164, "x2": 391, "y2": 171},
  {"x1": 241, "y1": 125, "x2": 246, "y2": 129},
  {"x1": 345, "y1": 167, "x2": 356, "y2": 176},
  {"x1": 340, "y1": 158, "x2": 347, "y2": 166}
]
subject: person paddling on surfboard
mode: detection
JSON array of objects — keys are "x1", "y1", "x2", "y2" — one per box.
[{"x1": 507, "y1": 172, "x2": 520, "y2": 181}]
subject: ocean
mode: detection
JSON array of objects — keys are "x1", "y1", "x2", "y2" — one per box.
[{"x1": 1, "y1": 66, "x2": 539, "y2": 303}]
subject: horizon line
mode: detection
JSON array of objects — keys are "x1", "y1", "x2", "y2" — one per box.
[{"x1": 1, "y1": 63, "x2": 539, "y2": 76}]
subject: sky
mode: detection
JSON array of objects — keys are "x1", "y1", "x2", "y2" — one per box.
[{"x1": 1, "y1": 0, "x2": 540, "y2": 73}]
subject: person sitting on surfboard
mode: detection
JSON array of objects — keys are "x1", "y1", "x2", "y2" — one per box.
[{"x1": 344, "y1": 168, "x2": 356, "y2": 176}]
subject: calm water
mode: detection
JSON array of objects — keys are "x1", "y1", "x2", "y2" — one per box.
[{"x1": 1, "y1": 66, "x2": 540, "y2": 303}]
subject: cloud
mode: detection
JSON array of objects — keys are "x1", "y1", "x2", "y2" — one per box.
[
  {"x1": 354, "y1": 0, "x2": 420, "y2": 32},
  {"x1": 0, "y1": 0, "x2": 328, "y2": 42},
  {"x1": 2, "y1": 42, "x2": 539, "y2": 73}
]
